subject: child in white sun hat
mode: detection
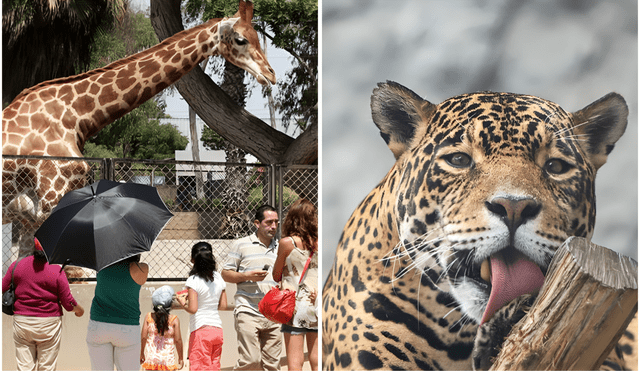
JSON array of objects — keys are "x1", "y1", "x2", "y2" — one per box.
[{"x1": 140, "y1": 285, "x2": 184, "y2": 370}]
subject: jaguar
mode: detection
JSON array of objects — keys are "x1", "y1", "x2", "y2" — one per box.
[{"x1": 322, "y1": 81, "x2": 637, "y2": 370}]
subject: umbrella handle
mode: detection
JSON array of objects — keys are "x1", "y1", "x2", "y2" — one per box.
[{"x1": 59, "y1": 259, "x2": 71, "y2": 273}]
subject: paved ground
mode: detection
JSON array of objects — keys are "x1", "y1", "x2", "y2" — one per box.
[{"x1": 2, "y1": 281, "x2": 315, "y2": 370}]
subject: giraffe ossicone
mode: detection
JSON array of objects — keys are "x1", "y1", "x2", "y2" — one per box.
[{"x1": 2, "y1": 0, "x2": 275, "y2": 256}]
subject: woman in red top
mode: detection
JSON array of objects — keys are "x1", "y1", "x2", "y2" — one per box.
[{"x1": 2, "y1": 238, "x2": 84, "y2": 371}]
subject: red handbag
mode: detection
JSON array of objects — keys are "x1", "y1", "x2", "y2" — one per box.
[{"x1": 259, "y1": 251, "x2": 313, "y2": 324}]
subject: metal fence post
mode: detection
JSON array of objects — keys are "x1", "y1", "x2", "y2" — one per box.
[
  {"x1": 269, "y1": 164, "x2": 277, "y2": 207},
  {"x1": 278, "y1": 165, "x2": 284, "y2": 217},
  {"x1": 102, "y1": 158, "x2": 115, "y2": 181}
]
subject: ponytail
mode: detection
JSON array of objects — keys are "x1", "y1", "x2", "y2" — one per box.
[{"x1": 153, "y1": 305, "x2": 170, "y2": 336}]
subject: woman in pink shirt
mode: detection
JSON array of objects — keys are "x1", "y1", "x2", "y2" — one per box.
[{"x1": 2, "y1": 238, "x2": 84, "y2": 371}]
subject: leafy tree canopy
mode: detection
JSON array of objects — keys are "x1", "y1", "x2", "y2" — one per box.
[
  {"x1": 87, "y1": 11, "x2": 158, "y2": 69},
  {"x1": 85, "y1": 99, "x2": 188, "y2": 159},
  {"x1": 201, "y1": 127, "x2": 226, "y2": 151},
  {"x1": 2, "y1": 0, "x2": 126, "y2": 106}
]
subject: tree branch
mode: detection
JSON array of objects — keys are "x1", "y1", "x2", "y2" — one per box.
[{"x1": 149, "y1": 0, "x2": 316, "y2": 165}]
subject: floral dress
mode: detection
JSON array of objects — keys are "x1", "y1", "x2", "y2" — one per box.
[
  {"x1": 280, "y1": 237, "x2": 318, "y2": 329},
  {"x1": 142, "y1": 313, "x2": 178, "y2": 370}
]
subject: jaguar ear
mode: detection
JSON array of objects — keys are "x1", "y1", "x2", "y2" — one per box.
[
  {"x1": 371, "y1": 81, "x2": 436, "y2": 159},
  {"x1": 571, "y1": 93, "x2": 628, "y2": 170}
]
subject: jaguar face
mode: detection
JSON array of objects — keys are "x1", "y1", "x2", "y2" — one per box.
[{"x1": 372, "y1": 83, "x2": 628, "y2": 324}]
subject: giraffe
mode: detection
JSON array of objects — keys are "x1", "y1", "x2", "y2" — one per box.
[{"x1": 2, "y1": 0, "x2": 275, "y2": 256}]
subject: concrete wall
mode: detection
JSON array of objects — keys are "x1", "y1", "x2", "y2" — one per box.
[{"x1": 2, "y1": 281, "x2": 271, "y2": 370}]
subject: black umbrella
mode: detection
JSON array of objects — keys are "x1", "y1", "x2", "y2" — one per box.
[{"x1": 35, "y1": 179, "x2": 173, "y2": 271}]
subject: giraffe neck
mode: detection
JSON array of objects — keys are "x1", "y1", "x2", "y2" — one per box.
[
  {"x1": 81, "y1": 18, "x2": 225, "y2": 142},
  {"x1": 12, "y1": 18, "x2": 224, "y2": 149}
]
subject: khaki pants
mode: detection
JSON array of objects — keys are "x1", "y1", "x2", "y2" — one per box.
[
  {"x1": 13, "y1": 315, "x2": 63, "y2": 371},
  {"x1": 234, "y1": 311, "x2": 282, "y2": 371},
  {"x1": 86, "y1": 319, "x2": 140, "y2": 371}
]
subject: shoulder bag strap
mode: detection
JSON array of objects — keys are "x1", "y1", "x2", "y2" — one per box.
[
  {"x1": 9, "y1": 257, "x2": 23, "y2": 290},
  {"x1": 288, "y1": 237, "x2": 312, "y2": 284},
  {"x1": 293, "y1": 251, "x2": 314, "y2": 300},
  {"x1": 298, "y1": 251, "x2": 314, "y2": 285}
]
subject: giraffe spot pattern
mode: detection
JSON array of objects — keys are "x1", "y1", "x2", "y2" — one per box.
[{"x1": 2, "y1": 2, "x2": 276, "y2": 235}]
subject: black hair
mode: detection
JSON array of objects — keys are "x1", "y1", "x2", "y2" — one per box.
[
  {"x1": 189, "y1": 242, "x2": 215, "y2": 282},
  {"x1": 33, "y1": 250, "x2": 47, "y2": 262},
  {"x1": 153, "y1": 305, "x2": 170, "y2": 336},
  {"x1": 255, "y1": 205, "x2": 276, "y2": 222}
]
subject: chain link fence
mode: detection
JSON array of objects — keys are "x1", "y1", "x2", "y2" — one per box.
[{"x1": 2, "y1": 155, "x2": 318, "y2": 281}]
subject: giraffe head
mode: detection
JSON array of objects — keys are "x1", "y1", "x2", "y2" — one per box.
[{"x1": 216, "y1": 0, "x2": 276, "y2": 85}]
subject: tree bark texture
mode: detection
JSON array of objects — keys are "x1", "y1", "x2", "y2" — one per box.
[
  {"x1": 490, "y1": 237, "x2": 638, "y2": 370},
  {"x1": 149, "y1": 0, "x2": 317, "y2": 165},
  {"x1": 220, "y1": 60, "x2": 251, "y2": 237},
  {"x1": 189, "y1": 105, "x2": 205, "y2": 199}
]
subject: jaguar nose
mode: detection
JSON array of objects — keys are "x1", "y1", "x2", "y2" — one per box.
[{"x1": 485, "y1": 197, "x2": 541, "y2": 233}]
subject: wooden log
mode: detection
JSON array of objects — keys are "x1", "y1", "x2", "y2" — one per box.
[{"x1": 490, "y1": 236, "x2": 638, "y2": 370}]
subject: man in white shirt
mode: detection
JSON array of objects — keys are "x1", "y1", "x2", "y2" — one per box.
[{"x1": 222, "y1": 205, "x2": 282, "y2": 371}]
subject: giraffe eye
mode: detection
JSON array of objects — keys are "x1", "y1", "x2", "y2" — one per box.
[{"x1": 235, "y1": 37, "x2": 248, "y2": 45}]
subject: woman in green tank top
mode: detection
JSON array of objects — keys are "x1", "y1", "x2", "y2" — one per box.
[{"x1": 86, "y1": 254, "x2": 149, "y2": 371}]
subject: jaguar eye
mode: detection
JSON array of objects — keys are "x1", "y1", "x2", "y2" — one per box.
[
  {"x1": 545, "y1": 158, "x2": 573, "y2": 174},
  {"x1": 442, "y1": 152, "x2": 472, "y2": 168},
  {"x1": 235, "y1": 37, "x2": 248, "y2": 45}
]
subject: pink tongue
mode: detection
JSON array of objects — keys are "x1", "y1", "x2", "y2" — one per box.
[{"x1": 480, "y1": 254, "x2": 545, "y2": 325}]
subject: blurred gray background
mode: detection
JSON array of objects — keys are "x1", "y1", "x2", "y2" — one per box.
[{"x1": 321, "y1": 0, "x2": 638, "y2": 282}]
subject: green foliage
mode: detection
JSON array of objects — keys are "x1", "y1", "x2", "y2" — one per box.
[
  {"x1": 88, "y1": 11, "x2": 158, "y2": 70},
  {"x1": 163, "y1": 198, "x2": 176, "y2": 210},
  {"x1": 184, "y1": 0, "x2": 238, "y2": 20},
  {"x1": 136, "y1": 118, "x2": 190, "y2": 160},
  {"x1": 248, "y1": 185, "x2": 298, "y2": 210},
  {"x1": 278, "y1": 186, "x2": 299, "y2": 207},
  {"x1": 201, "y1": 126, "x2": 227, "y2": 151},
  {"x1": 3, "y1": 0, "x2": 127, "y2": 105},
  {"x1": 255, "y1": 0, "x2": 318, "y2": 131},
  {"x1": 87, "y1": 100, "x2": 188, "y2": 159},
  {"x1": 254, "y1": 0, "x2": 318, "y2": 50},
  {"x1": 177, "y1": 184, "x2": 297, "y2": 211},
  {"x1": 83, "y1": 142, "x2": 119, "y2": 158}
]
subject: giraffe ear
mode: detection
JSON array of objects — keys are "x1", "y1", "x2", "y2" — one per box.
[
  {"x1": 243, "y1": 1, "x2": 254, "y2": 21},
  {"x1": 220, "y1": 17, "x2": 241, "y2": 39},
  {"x1": 371, "y1": 81, "x2": 436, "y2": 160},
  {"x1": 571, "y1": 92, "x2": 628, "y2": 170},
  {"x1": 234, "y1": 1, "x2": 253, "y2": 22},
  {"x1": 233, "y1": 1, "x2": 244, "y2": 18}
]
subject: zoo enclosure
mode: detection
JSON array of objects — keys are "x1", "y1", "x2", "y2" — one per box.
[{"x1": 2, "y1": 155, "x2": 318, "y2": 280}]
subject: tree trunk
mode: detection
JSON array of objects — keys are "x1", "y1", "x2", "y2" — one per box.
[
  {"x1": 220, "y1": 61, "x2": 251, "y2": 238},
  {"x1": 149, "y1": 0, "x2": 316, "y2": 165},
  {"x1": 188, "y1": 106, "x2": 205, "y2": 199},
  {"x1": 189, "y1": 59, "x2": 208, "y2": 200},
  {"x1": 490, "y1": 237, "x2": 638, "y2": 370}
]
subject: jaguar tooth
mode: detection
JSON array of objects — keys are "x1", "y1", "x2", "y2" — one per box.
[{"x1": 480, "y1": 258, "x2": 491, "y2": 282}]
